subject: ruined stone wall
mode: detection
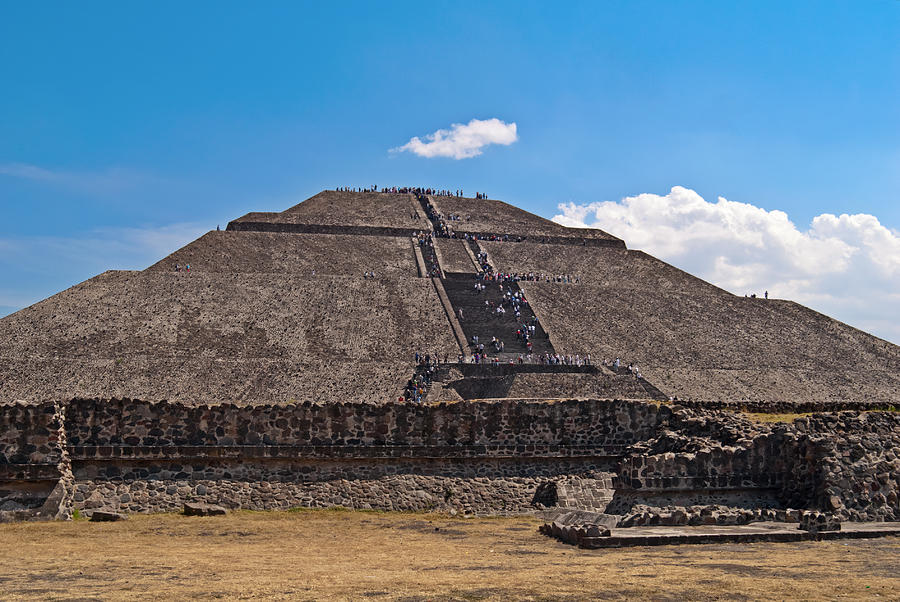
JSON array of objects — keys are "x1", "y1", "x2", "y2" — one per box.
[
  {"x1": 0, "y1": 401, "x2": 72, "y2": 520},
  {"x1": 3, "y1": 399, "x2": 898, "y2": 521},
  {"x1": 62, "y1": 398, "x2": 656, "y2": 515},
  {"x1": 677, "y1": 399, "x2": 898, "y2": 414},
  {"x1": 0, "y1": 401, "x2": 62, "y2": 467},
  {"x1": 617, "y1": 442, "x2": 785, "y2": 493},
  {"x1": 791, "y1": 413, "x2": 900, "y2": 522},
  {"x1": 71, "y1": 458, "x2": 612, "y2": 515},
  {"x1": 63, "y1": 398, "x2": 669, "y2": 449}
]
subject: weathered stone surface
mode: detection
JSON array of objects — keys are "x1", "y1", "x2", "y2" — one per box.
[
  {"x1": 541, "y1": 509, "x2": 618, "y2": 530},
  {"x1": 1, "y1": 188, "x2": 898, "y2": 527},
  {"x1": 3, "y1": 397, "x2": 899, "y2": 523},
  {"x1": 584, "y1": 524, "x2": 611, "y2": 538},
  {"x1": 3, "y1": 188, "x2": 898, "y2": 408},
  {"x1": 799, "y1": 511, "x2": 841, "y2": 533},
  {"x1": 90, "y1": 509, "x2": 126, "y2": 522},
  {"x1": 540, "y1": 520, "x2": 611, "y2": 547},
  {"x1": 183, "y1": 502, "x2": 227, "y2": 517}
]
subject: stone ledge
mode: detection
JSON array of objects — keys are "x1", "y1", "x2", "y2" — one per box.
[
  {"x1": 446, "y1": 231, "x2": 626, "y2": 249},
  {"x1": 66, "y1": 444, "x2": 630, "y2": 461},
  {"x1": 571, "y1": 521, "x2": 900, "y2": 548},
  {"x1": 226, "y1": 222, "x2": 422, "y2": 237},
  {"x1": 619, "y1": 475, "x2": 785, "y2": 490},
  {"x1": 450, "y1": 363, "x2": 600, "y2": 377},
  {"x1": 673, "y1": 399, "x2": 898, "y2": 414},
  {"x1": 0, "y1": 464, "x2": 61, "y2": 482}
]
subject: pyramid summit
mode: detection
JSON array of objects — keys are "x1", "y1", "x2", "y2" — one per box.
[{"x1": 1, "y1": 187, "x2": 898, "y2": 407}]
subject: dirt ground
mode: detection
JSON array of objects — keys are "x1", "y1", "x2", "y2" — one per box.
[{"x1": 0, "y1": 509, "x2": 897, "y2": 601}]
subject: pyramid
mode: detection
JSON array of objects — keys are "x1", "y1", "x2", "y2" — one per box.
[{"x1": 1, "y1": 189, "x2": 898, "y2": 406}]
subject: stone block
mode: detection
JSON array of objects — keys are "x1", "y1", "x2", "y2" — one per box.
[
  {"x1": 798, "y1": 511, "x2": 841, "y2": 533},
  {"x1": 584, "y1": 524, "x2": 610, "y2": 538},
  {"x1": 550, "y1": 521, "x2": 563, "y2": 538},
  {"x1": 90, "y1": 509, "x2": 127, "y2": 522},
  {"x1": 579, "y1": 536, "x2": 611, "y2": 549},
  {"x1": 183, "y1": 502, "x2": 228, "y2": 517},
  {"x1": 562, "y1": 526, "x2": 580, "y2": 545}
]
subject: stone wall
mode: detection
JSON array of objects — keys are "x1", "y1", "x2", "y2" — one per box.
[
  {"x1": 677, "y1": 399, "x2": 898, "y2": 414},
  {"x1": 0, "y1": 401, "x2": 72, "y2": 520},
  {"x1": 72, "y1": 459, "x2": 612, "y2": 516},
  {"x1": 0, "y1": 401, "x2": 62, "y2": 467},
  {"x1": 64, "y1": 398, "x2": 669, "y2": 449},
  {"x1": 146, "y1": 231, "x2": 419, "y2": 278},
  {"x1": 617, "y1": 444, "x2": 784, "y2": 493},
  {"x1": 2, "y1": 398, "x2": 899, "y2": 521},
  {"x1": 434, "y1": 238, "x2": 477, "y2": 273},
  {"x1": 792, "y1": 412, "x2": 900, "y2": 522}
]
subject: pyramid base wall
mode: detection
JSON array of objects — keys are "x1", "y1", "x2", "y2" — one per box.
[
  {"x1": 70, "y1": 457, "x2": 614, "y2": 516},
  {"x1": 2, "y1": 399, "x2": 898, "y2": 522}
]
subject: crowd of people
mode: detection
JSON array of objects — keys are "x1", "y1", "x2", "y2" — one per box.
[
  {"x1": 410, "y1": 192, "x2": 596, "y2": 252},
  {"x1": 417, "y1": 209, "x2": 582, "y2": 285},
  {"x1": 396, "y1": 191, "x2": 646, "y2": 400},
  {"x1": 465, "y1": 352, "x2": 594, "y2": 366},
  {"x1": 417, "y1": 193, "x2": 462, "y2": 237},
  {"x1": 428, "y1": 229, "x2": 594, "y2": 249},
  {"x1": 415, "y1": 231, "x2": 443, "y2": 278},
  {"x1": 466, "y1": 268, "x2": 545, "y2": 356},
  {"x1": 326, "y1": 183, "x2": 652, "y2": 400},
  {"x1": 476, "y1": 269, "x2": 579, "y2": 284},
  {"x1": 335, "y1": 184, "x2": 500, "y2": 200},
  {"x1": 403, "y1": 351, "x2": 449, "y2": 402},
  {"x1": 337, "y1": 185, "x2": 475, "y2": 197},
  {"x1": 336, "y1": 186, "x2": 379, "y2": 193}
]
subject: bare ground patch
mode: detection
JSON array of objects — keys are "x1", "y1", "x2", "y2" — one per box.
[{"x1": 0, "y1": 509, "x2": 897, "y2": 600}]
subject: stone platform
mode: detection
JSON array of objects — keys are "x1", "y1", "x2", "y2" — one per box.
[{"x1": 573, "y1": 521, "x2": 900, "y2": 549}]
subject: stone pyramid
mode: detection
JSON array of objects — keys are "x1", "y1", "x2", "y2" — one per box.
[{"x1": 1, "y1": 189, "x2": 898, "y2": 406}]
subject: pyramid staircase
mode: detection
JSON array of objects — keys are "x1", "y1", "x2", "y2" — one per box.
[
  {"x1": 401, "y1": 192, "x2": 668, "y2": 402},
  {"x1": 441, "y1": 273, "x2": 554, "y2": 360}
]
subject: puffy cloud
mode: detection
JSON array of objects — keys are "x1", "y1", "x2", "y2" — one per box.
[
  {"x1": 392, "y1": 118, "x2": 518, "y2": 159},
  {"x1": 552, "y1": 186, "x2": 900, "y2": 344}
]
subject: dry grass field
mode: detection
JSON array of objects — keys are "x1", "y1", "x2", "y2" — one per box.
[{"x1": 0, "y1": 509, "x2": 897, "y2": 600}]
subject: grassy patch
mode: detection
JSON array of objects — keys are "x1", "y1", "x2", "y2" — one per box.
[{"x1": 743, "y1": 412, "x2": 813, "y2": 423}]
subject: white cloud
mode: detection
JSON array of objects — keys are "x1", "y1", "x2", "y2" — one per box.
[
  {"x1": 392, "y1": 118, "x2": 518, "y2": 159},
  {"x1": 1, "y1": 222, "x2": 208, "y2": 270},
  {"x1": 0, "y1": 162, "x2": 157, "y2": 195},
  {"x1": 553, "y1": 186, "x2": 900, "y2": 344},
  {"x1": 0, "y1": 222, "x2": 209, "y2": 317},
  {"x1": 0, "y1": 163, "x2": 57, "y2": 180}
]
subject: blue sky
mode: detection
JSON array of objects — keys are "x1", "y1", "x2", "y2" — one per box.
[{"x1": 2, "y1": 2, "x2": 899, "y2": 341}]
